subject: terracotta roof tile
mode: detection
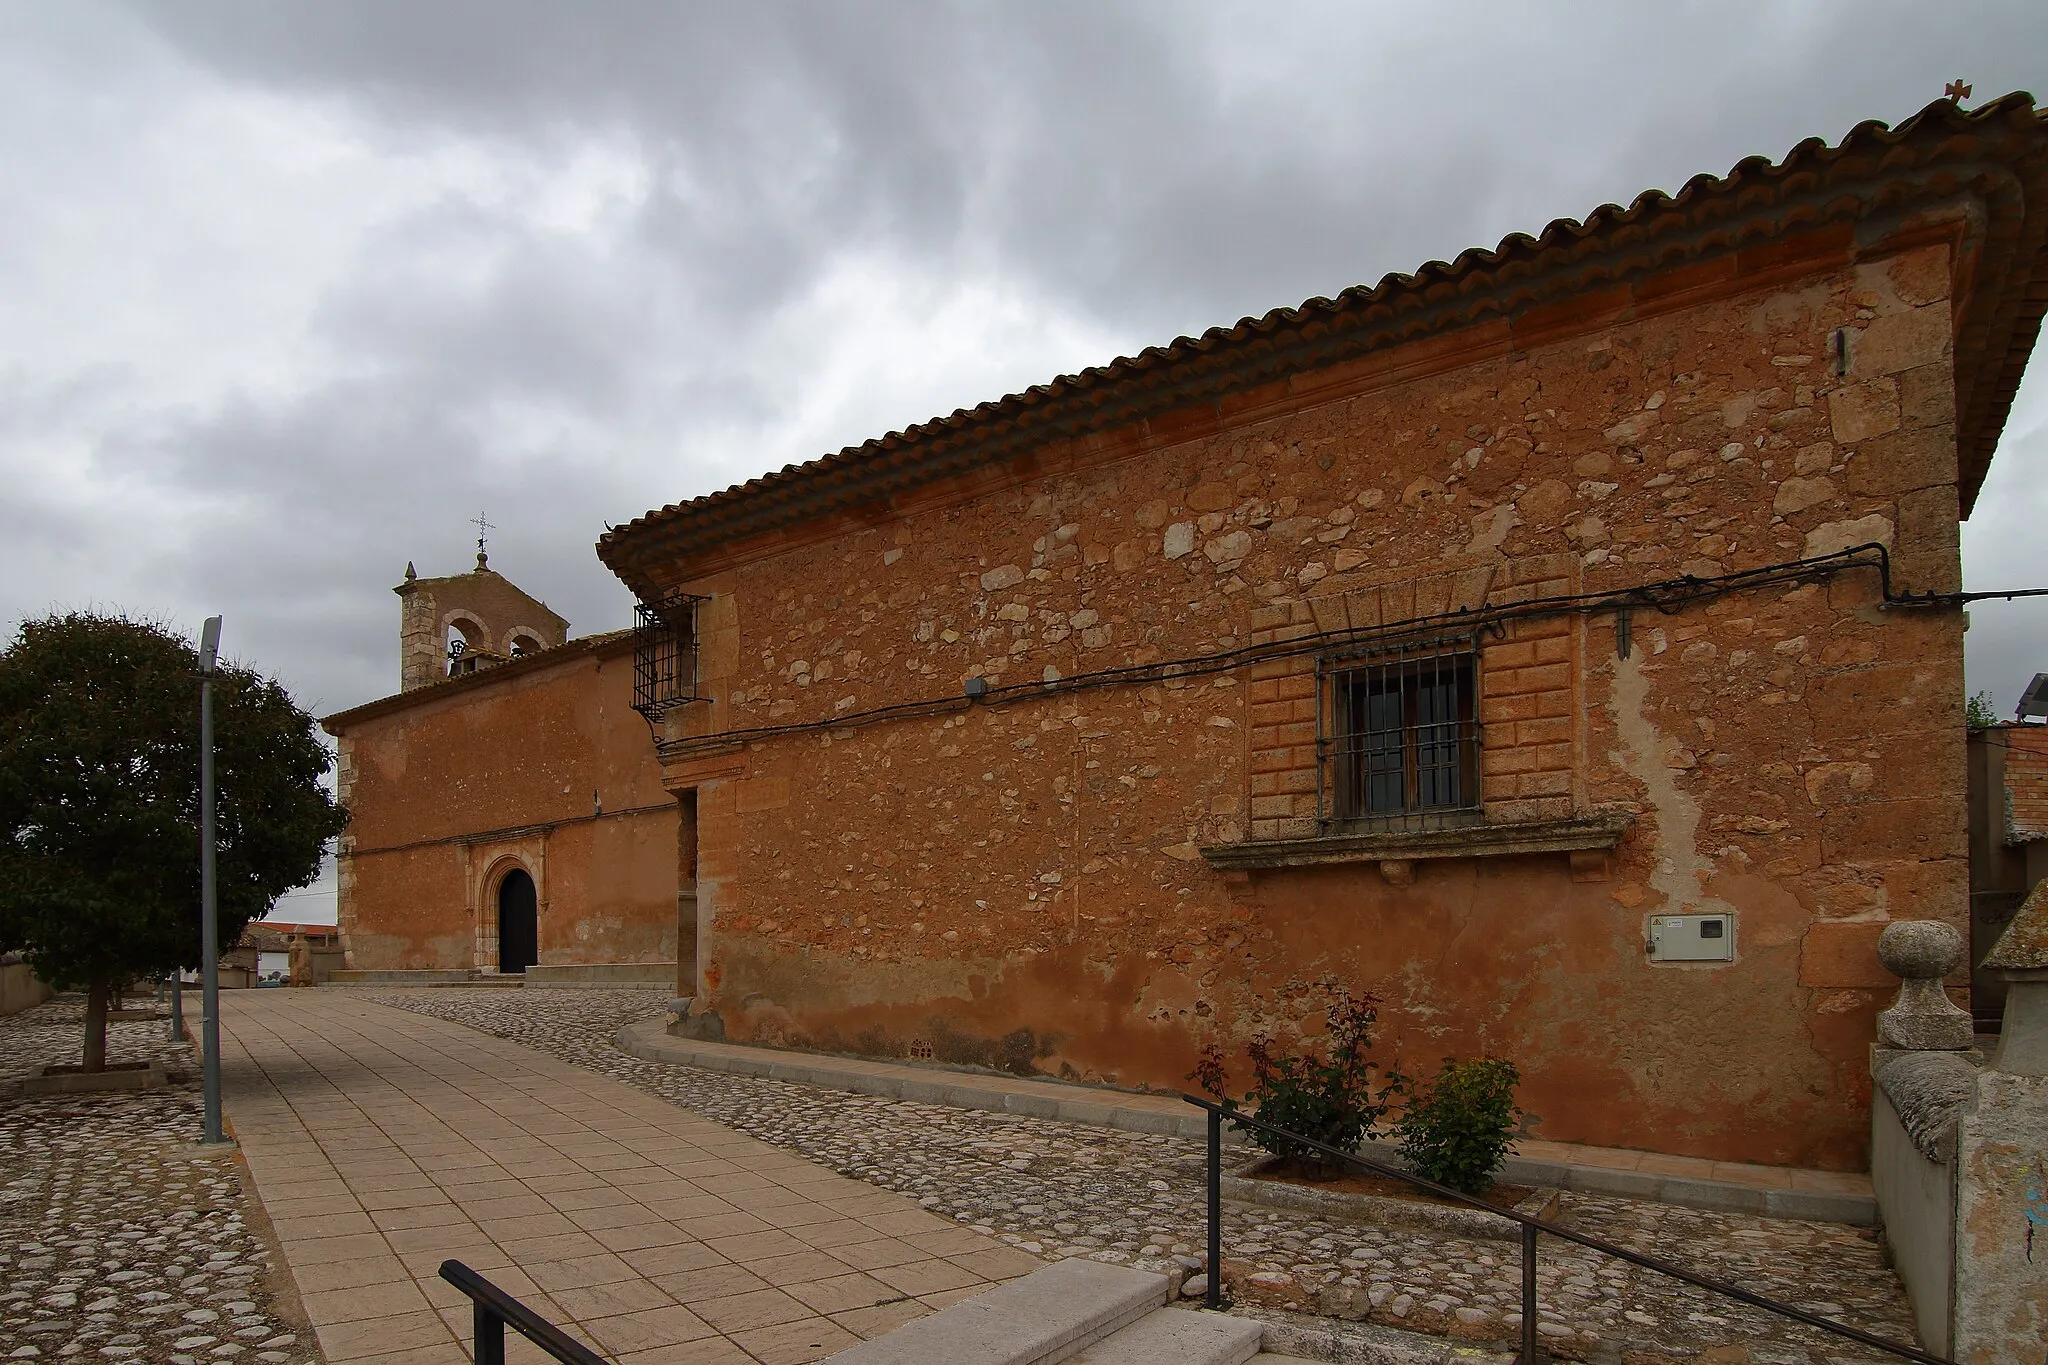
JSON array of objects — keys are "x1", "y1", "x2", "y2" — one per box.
[{"x1": 598, "y1": 94, "x2": 2048, "y2": 596}]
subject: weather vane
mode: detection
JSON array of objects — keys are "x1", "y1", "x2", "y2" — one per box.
[{"x1": 472, "y1": 511, "x2": 495, "y2": 569}]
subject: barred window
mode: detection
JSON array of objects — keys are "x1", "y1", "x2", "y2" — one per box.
[
  {"x1": 1321, "y1": 640, "x2": 1480, "y2": 827},
  {"x1": 632, "y1": 587, "x2": 705, "y2": 725}
]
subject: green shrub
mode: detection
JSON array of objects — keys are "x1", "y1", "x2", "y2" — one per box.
[
  {"x1": 1191, "y1": 985, "x2": 1397, "y2": 1174},
  {"x1": 1394, "y1": 1057, "x2": 1523, "y2": 1195},
  {"x1": 1965, "y1": 690, "x2": 1998, "y2": 730}
]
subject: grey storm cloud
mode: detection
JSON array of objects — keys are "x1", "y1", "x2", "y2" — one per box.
[{"x1": 4, "y1": 1, "x2": 2048, "y2": 808}]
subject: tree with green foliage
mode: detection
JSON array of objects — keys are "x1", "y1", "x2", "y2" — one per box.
[
  {"x1": 0, "y1": 612, "x2": 346, "y2": 1071},
  {"x1": 1965, "y1": 690, "x2": 1999, "y2": 730}
]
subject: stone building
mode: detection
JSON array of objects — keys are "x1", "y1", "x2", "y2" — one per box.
[
  {"x1": 1966, "y1": 719, "x2": 2048, "y2": 1026},
  {"x1": 327, "y1": 95, "x2": 2048, "y2": 1170},
  {"x1": 325, "y1": 560, "x2": 679, "y2": 982}
]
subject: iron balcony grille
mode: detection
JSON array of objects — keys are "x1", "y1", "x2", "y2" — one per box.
[
  {"x1": 631, "y1": 587, "x2": 706, "y2": 723},
  {"x1": 1318, "y1": 635, "x2": 1482, "y2": 833}
]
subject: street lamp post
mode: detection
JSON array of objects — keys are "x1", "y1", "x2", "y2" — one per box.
[{"x1": 198, "y1": 616, "x2": 227, "y2": 1146}]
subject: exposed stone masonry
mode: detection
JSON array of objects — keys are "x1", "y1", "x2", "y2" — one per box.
[{"x1": 658, "y1": 237, "x2": 1971, "y2": 1171}]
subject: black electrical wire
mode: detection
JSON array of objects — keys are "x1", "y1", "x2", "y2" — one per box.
[{"x1": 651, "y1": 541, "x2": 2024, "y2": 757}]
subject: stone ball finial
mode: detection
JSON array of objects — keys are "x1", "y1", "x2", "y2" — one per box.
[
  {"x1": 1876, "y1": 919, "x2": 1973, "y2": 1052},
  {"x1": 1878, "y1": 920, "x2": 1965, "y2": 981}
]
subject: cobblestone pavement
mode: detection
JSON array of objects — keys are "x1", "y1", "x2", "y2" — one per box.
[
  {"x1": 0, "y1": 995, "x2": 315, "y2": 1364},
  {"x1": 375, "y1": 987, "x2": 1919, "y2": 1364}
]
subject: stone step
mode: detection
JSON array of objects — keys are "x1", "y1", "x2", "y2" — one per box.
[
  {"x1": 1062, "y1": 1306, "x2": 1264, "y2": 1364},
  {"x1": 822, "y1": 1258, "x2": 1169, "y2": 1365},
  {"x1": 1248, "y1": 1357, "x2": 1325, "y2": 1364},
  {"x1": 327, "y1": 969, "x2": 478, "y2": 984}
]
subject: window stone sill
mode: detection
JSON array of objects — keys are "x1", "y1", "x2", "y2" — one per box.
[{"x1": 1199, "y1": 813, "x2": 1633, "y2": 877}]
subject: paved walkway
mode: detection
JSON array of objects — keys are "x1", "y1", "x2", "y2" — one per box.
[
  {"x1": 217, "y1": 992, "x2": 1040, "y2": 1365},
  {"x1": 371, "y1": 988, "x2": 1917, "y2": 1363}
]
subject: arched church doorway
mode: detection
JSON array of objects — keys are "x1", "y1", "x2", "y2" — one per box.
[{"x1": 498, "y1": 869, "x2": 538, "y2": 974}]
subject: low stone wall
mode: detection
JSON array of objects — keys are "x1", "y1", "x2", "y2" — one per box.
[
  {"x1": 1870, "y1": 1053, "x2": 1967, "y2": 1356},
  {"x1": 0, "y1": 959, "x2": 53, "y2": 1017},
  {"x1": 327, "y1": 968, "x2": 477, "y2": 985},
  {"x1": 1869, "y1": 911, "x2": 2048, "y2": 1363},
  {"x1": 295, "y1": 945, "x2": 347, "y2": 984},
  {"x1": 524, "y1": 962, "x2": 674, "y2": 988}
]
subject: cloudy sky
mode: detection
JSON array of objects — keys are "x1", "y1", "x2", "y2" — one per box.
[{"x1": 4, "y1": 3, "x2": 2045, "y2": 921}]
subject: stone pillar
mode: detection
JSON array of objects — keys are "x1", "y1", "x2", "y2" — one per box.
[
  {"x1": 1875, "y1": 920, "x2": 1973, "y2": 1051},
  {"x1": 675, "y1": 787, "x2": 699, "y2": 1004},
  {"x1": 1953, "y1": 882, "x2": 2048, "y2": 1364},
  {"x1": 1869, "y1": 920, "x2": 1974, "y2": 1355}
]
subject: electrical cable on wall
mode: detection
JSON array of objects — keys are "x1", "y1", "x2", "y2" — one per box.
[{"x1": 650, "y1": 542, "x2": 2048, "y2": 759}]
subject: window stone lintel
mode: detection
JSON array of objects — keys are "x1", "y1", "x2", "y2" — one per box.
[{"x1": 1198, "y1": 813, "x2": 1633, "y2": 872}]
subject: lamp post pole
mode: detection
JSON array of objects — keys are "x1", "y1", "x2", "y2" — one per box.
[{"x1": 198, "y1": 616, "x2": 226, "y2": 1145}]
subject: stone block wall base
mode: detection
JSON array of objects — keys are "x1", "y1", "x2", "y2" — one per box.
[
  {"x1": 523, "y1": 962, "x2": 676, "y2": 987},
  {"x1": 667, "y1": 1010, "x2": 726, "y2": 1041},
  {"x1": 327, "y1": 969, "x2": 477, "y2": 985},
  {"x1": 22, "y1": 1062, "x2": 168, "y2": 1095}
]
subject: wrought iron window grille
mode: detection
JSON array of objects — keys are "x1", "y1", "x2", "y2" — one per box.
[
  {"x1": 1317, "y1": 633, "x2": 1485, "y2": 834},
  {"x1": 631, "y1": 586, "x2": 707, "y2": 730}
]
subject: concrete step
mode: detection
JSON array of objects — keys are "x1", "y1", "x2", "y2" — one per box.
[
  {"x1": 823, "y1": 1258, "x2": 1169, "y2": 1365},
  {"x1": 1062, "y1": 1307, "x2": 1263, "y2": 1364}
]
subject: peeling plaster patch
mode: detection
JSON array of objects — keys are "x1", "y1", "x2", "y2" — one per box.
[{"x1": 1606, "y1": 652, "x2": 1738, "y2": 940}]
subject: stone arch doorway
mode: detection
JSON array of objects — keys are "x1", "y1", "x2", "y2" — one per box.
[{"x1": 497, "y1": 868, "x2": 538, "y2": 974}]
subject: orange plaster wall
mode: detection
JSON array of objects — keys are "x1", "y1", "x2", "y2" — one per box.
[
  {"x1": 331, "y1": 644, "x2": 676, "y2": 971},
  {"x1": 653, "y1": 238, "x2": 1967, "y2": 1170}
]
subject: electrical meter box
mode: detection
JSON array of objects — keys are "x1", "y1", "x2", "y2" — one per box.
[{"x1": 1648, "y1": 913, "x2": 1734, "y2": 962}]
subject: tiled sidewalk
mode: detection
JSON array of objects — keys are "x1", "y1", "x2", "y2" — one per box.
[{"x1": 217, "y1": 992, "x2": 1040, "y2": 1364}]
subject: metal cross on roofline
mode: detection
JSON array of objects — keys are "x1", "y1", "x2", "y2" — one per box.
[
  {"x1": 472, "y1": 510, "x2": 495, "y2": 567},
  {"x1": 1946, "y1": 79, "x2": 1973, "y2": 104}
]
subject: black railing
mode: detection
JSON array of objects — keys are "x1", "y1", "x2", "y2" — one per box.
[
  {"x1": 1181, "y1": 1094, "x2": 1948, "y2": 1365},
  {"x1": 439, "y1": 1260, "x2": 608, "y2": 1365}
]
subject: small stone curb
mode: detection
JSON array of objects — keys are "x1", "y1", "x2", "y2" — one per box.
[
  {"x1": 614, "y1": 1017, "x2": 1877, "y2": 1225},
  {"x1": 1221, "y1": 1153, "x2": 1559, "y2": 1242},
  {"x1": 21, "y1": 1060, "x2": 168, "y2": 1095},
  {"x1": 616, "y1": 1016, "x2": 1224, "y2": 1140},
  {"x1": 1231, "y1": 1304, "x2": 1513, "y2": 1363}
]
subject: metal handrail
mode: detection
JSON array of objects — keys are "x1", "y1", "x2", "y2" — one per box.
[
  {"x1": 1181, "y1": 1094, "x2": 1948, "y2": 1365},
  {"x1": 438, "y1": 1260, "x2": 608, "y2": 1365}
]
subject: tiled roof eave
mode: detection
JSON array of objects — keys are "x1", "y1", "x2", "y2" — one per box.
[
  {"x1": 597, "y1": 95, "x2": 2048, "y2": 597},
  {"x1": 320, "y1": 629, "x2": 636, "y2": 732}
]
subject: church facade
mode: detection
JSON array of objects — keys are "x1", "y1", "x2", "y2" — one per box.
[
  {"x1": 326, "y1": 96, "x2": 2048, "y2": 1170},
  {"x1": 324, "y1": 557, "x2": 680, "y2": 982}
]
